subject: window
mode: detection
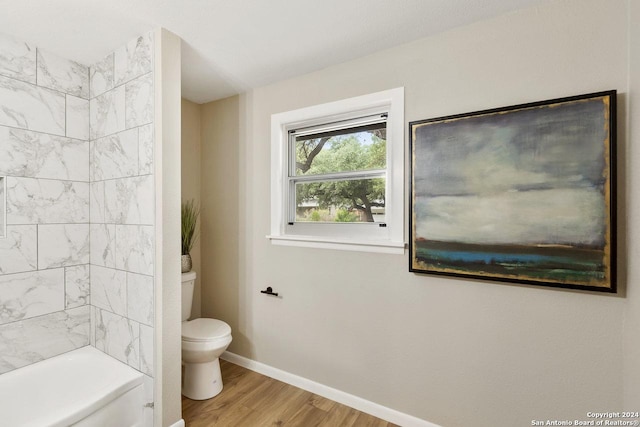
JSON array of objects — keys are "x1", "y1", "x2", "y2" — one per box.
[{"x1": 269, "y1": 88, "x2": 405, "y2": 253}]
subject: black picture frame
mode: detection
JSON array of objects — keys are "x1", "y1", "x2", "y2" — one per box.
[{"x1": 409, "y1": 90, "x2": 616, "y2": 293}]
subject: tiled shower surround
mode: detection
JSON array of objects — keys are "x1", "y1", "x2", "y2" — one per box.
[{"x1": 0, "y1": 31, "x2": 155, "y2": 424}]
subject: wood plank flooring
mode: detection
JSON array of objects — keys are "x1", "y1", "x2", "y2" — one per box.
[{"x1": 182, "y1": 359, "x2": 399, "y2": 427}]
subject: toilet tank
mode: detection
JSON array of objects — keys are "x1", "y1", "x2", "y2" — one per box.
[{"x1": 181, "y1": 271, "x2": 196, "y2": 322}]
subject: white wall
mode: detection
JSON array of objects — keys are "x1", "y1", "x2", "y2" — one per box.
[
  {"x1": 181, "y1": 99, "x2": 202, "y2": 320},
  {"x1": 200, "y1": 1, "x2": 634, "y2": 425},
  {"x1": 154, "y1": 28, "x2": 182, "y2": 427},
  {"x1": 200, "y1": 95, "x2": 242, "y2": 351},
  {"x1": 623, "y1": 0, "x2": 640, "y2": 410}
]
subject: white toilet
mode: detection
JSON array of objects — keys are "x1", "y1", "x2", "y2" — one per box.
[{"x1": 181, "y1": 271, "x2": 232, "y2": 400}]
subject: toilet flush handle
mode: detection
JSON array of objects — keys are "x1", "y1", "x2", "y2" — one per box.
[{"x1": 260, "y1": 287, "x2": 279, "y2": 297}]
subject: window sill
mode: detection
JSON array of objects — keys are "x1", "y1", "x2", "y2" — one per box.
[{"x1": 266, "y1": 234, "x2": 406, "y2": 254}]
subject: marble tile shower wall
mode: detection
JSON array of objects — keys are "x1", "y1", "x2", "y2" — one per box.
[
  {"x1": 0, "y1": 32, "x2": 91, "y2": 374},
  {"x1": 0, "y1": 31, "x2": 155, "y2": 425},
  {"x1": 88, "y1": 32, "x2": 155, "y2": 426}
]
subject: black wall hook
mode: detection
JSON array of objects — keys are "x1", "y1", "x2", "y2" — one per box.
[{"x1": 260, "y1": 286, "x2": 279, "y2": 297}]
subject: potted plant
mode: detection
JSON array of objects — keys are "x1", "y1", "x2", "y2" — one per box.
[{"x1": 181, "y1": 199, "x2": 200, "y2": 273}]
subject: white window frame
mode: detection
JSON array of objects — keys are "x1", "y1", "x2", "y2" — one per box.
[{"x1": 268, "y1": 87, "x2": 405, "y2": 254}]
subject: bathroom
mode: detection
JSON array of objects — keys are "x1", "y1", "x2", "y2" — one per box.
[{"x1": 1, "y1": 0, "x2": 640, "y2": 426}]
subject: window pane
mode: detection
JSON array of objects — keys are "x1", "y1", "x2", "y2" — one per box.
[
  {"x1": 294, "y1": 125, "x2": 386, "y2": 176},
  {"x1": 295, "y1": 178, "x2": 386, "y2": 223}
]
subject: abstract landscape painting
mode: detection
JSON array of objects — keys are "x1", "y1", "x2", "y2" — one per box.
[{"x1": 410, "y1": 91, "x2": 616, "y2": 292}]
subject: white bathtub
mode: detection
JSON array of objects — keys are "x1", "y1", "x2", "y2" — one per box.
[{"x1": 0, "y1": 345, "x2": 144, "y2": 427}]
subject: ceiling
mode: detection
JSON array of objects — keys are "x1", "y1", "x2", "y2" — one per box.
[{"x1": 0, "y1": 0, "x2": 547, "y2": 104}]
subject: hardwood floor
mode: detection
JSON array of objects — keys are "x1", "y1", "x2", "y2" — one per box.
[{"x1": 182, "y1": 359, "x2": 399, "y2": 427}]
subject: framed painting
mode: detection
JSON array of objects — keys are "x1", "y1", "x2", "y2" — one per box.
[{"x1": 409, "y1": 91, "x2": 616, "y2": 292}]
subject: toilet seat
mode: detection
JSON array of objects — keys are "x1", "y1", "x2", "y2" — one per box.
[{"x1": 182, "y1": 318, "x2": 231, "y2": 342}]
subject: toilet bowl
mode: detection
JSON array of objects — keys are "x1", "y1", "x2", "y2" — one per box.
[{"x1": 181, "y1": 271, "x2": 232, "y2": 400}]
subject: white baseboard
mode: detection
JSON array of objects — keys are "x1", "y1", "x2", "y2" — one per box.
[
  {"x1": 221, "y1": 351, "x2": 440, "y2": 427},
  {"x1": 169, "y1": 419, "x2": 185, "y2": 427}
]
